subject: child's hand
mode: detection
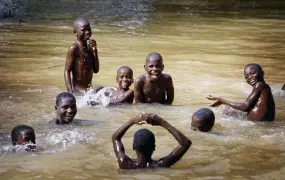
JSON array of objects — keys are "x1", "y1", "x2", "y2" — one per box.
[
  {"x1": 133, "y1": 113, "x2": 148, "y2": 125},
  {"x1": 207, "y1": 95, "x2": 222, "y2": 107},
  {"x1": 87, "y1": 39, "x2": 97, "y2": 50},
  {"x1": 146, "y1": 114, "x2": 164, "y2": 126}
]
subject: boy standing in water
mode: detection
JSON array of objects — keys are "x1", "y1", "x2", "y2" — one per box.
[
  {"x1": 112, "y1": 113, "x2": 191, "y2": 169},
  {"x1": 89, "y1": 66, "x2": 134, "y2": 105},
  {"x1": 134, "y1": 52, "x2": 174, "y2": 104},
  {"x1": 65, "y1": 18, "x2": 99, "y2": 94},
  {"x1": 11, "y1": 125, "x2": 36, "y2": 151},
  {"x1": 207, "y1": 63, "x2": 275, "y2": 121},
  {"x1": 50, "y1": 92, "x2": 77, "y2": 125}
]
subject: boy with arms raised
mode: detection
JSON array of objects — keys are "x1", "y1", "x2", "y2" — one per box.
[
  {"x1": 134, "y1": 52, "x2": 174, "y2": 104},
  {"x1": 112, "y1": 113, "x2": 191, "y2": 169},
  {"x1": 207, "y1": 63, "x2": 275, "y2": 121},
  {"x1": 65, "y1": 18, "x2": 99, "y2": 94}
]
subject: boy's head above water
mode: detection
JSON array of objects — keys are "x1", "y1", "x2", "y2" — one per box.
[
  {"x1": 244, "y1": 63, "x2": 264, "y2": 86},
  {"x1": 73, "y1": 18, "x2": 91, "y2": 41},
  {"x1": 133, "y1": 128, "x2": 156, "y2": 157},
  {"x1": 144, "y1": 52, "x2": 164, "y2": 81},
  {"x1": 11, "y1": 125, "x2": 36, "y2": 150},
  {"x1": 191, "y1": 108, "x2": 215, "y2": 132},
  {"x1": 55, "y1": 92, "x2": 77, "y2": 124},
  {"x1": 116, "y1": 66, "x2": 134, "y2": 90}
]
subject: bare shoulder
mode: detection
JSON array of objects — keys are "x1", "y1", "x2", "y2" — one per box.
[
  {"x1": 254, "y1": 82, "x2": 268, "y2": 90},
  {"x1": 135, "y1": 73, "x2": 147, "y2": 84},
  {"x1": 68, "y1": 42, "x2": 79, "y2": 52},
  {"x1": 161, "y1": 73, "x2": 173, "y2": 82}
]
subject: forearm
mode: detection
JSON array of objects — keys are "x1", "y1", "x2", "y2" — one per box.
[
  {"x1": 112, "y1": 118, "x2": 135, "y2": 140},
  {"x1": 64, "y1": 71, "x2": 73, "y2": 92},
  {"x1": 93, "y1": 49, "x2": 99, "y2": 73},
  {"x1": 220, "y1": 98, "x2": 249, "y2": 112},
  {"x1": 161, "y1": 120, "x2": 191, "y2": 148}
]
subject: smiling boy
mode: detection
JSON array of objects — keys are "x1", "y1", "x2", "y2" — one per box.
[
  {"x1": 207, "y1": 63, "x2": 275, "y2": 121},
  {"x1": 134, "y1": 52, "x2": 174, "y2": 104},
  {"x1": 49, "y1": 92, "x2": 77, "y2": 125},
  {"x1": 64, "y1": 18, "x2": 99, "y2": 94}
]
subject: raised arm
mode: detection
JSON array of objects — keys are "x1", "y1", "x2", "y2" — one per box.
[
  {"x1": 112, "y1": 115, "x2": 146, "y2": 168},
  {"x1": 134, "y1": 76, "x2": 144, "y2": 103},
  {"x1": 88, "y1": 39, "x2": 99, "y2": 73},
  {"x1": 64, "y1": 44, "x2": 77, "y2": 93},
  {"x1": 146, "y1": 114, "x2": 191, "y2": 167},
  {"x1": 165, "y1": 75, "x2": 174, "y2": 104},
  {"x1": 207, "y1": 82, "x2": 264, "y2": 112}
]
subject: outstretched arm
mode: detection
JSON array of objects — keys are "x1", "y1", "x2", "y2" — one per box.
[
  {"x1": 165, "y1": 76, "x2": 174, "y2": 105},
  {"x1": 146, "y1": 114, "x2": 191, "y2": 167},
  {"x1": 134, "y1": 77, "x2": 144, "y2": 103},
  {"x1": 64, "y1": 44, "x2": 77, "y2": 93},
  {"x1": 207, "y1": 82, "x2": 264, "y2": 112},
  {"x1": 112, "y1": 114, "x2": 147, "y2": 168}
]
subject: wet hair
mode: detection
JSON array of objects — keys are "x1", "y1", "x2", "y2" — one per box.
[
  {"x1": 73, "y1": 18, "x2": 90, "y2": 31},
  {"x1": 146, "y1": 52, "x2": 163, "y2": 63},
  {"x1": 133, "y1": 129, "x2": 155, "y2": 153},
  {"x1": 11, "y1": 125, "x2": 35, "y2": 146},
  {"x1": 56, "y1": 92, "x2": 76, "y2": 106},
  {"x1": 117, "y1": 66, "x2": 133, "y2": 77},
  {"x1": 244, "y1": 63, "x2": 263, "y2": 73},
  {"x1": 192, "y1": 108, "x2": 215, "y2": 132}
]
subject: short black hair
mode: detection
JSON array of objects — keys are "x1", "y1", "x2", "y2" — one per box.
[
  {"x1": 117, "y1": 66, "x2": 133, "y2": 76},
  {"x1": 56, "y1": 92, "x2": 76, "y2": 106},
  {"x1": 193, "y1": 108, "x2": 215, "y2": 131},
  {"x1": 244, "y1": 63, "x2": 263, "y2": 72},
  {"x1": 133, "y1": 129, "x2": 155, "y2": 153},
  {"x1": 11, "y1": 125, "x2": 34, "y2": 146}
]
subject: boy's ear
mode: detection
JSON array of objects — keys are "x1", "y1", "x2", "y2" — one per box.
[
  {"x1": 144, "y1": 65, "x2": 146, "y2": 71},
  {"x1": 162, "y1": 64, "x2": 164, "y2": 71},
  {"x1": 55, "y1": 106, "x2": 57, "y2": 110},
  {"x1": 73, "y1": 29, "x2": 77, "y2": 35},
  {"x1": 131, "y1": 78, "x2": 134, "y2": 84}
]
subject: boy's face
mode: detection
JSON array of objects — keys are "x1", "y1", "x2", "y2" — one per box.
[
  {"x1": 17, "y1": 130, "x2": 36, "y2": 150},
  {"x1": 74, "y1": 21, "x2": 92, "y2": 42},
  {"x1": 144, "y1": 58, "x2": 164, "y2": 81},
  {"x1": 116, "y1": 69, "x2": 133, "y2": 90},
  {"x1": 56, "y1": 97, "x2": 77, "y2": 124},
  {"x1": 244, "y1": 65, "x2": 263, "y2": 86},
  {"x1": 191, "y1": 116, "x2": 210, "y2": 132}
]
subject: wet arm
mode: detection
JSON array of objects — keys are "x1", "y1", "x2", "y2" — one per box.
[
  {"x1": 218, "y1": 83, "x2": 263, "y2": 112},
  {"x1": 111, "y1": 90, "x2": 134, "y2": 104},
  {"x1": 112, "y1": 117, "x2": 138, "y2": 168},
  {"x1": 64, "y1": 45, "x2": 77, "y2": 93},
  {"x1": 134, "y1": 78, "x2": 144, "y2": 103},
  {"x1": 165, "y1": 76, "x2": 174, "y2": 104},
  {"x1": 92, "y1": 47, "x2": 99, "y2": 73},
  {"x1": 157, "y1": 118, "x2": 191, "y2": 167}
]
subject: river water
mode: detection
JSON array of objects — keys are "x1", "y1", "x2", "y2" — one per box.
[{"x1": 0, "y1": 0, "x2": 285, "y2": 179}]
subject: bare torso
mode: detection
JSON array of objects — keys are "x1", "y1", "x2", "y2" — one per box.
[
  {"x1": 247, "y1": 83, "x2": 275, "y2": 121},
  {"x1": 72, "y1": 42, "x2": 94, "y2": 91}
]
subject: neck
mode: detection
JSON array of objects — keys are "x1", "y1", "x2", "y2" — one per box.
[
  {"x1": 77, "y1": 39, "x2": 87, "y2": 46},
  {"x1": 137, "y1": 153, "x2": 152, "y2": 167},
  {"x1": 54, "y1": 117, "x2": 65, "y2": 125}
]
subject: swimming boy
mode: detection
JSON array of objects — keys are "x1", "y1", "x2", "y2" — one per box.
[
  {"x1": 134, "y1": 52, "x2": 174, "y2": 104},
  {"x1": 11, "y1": 125, "x2": 36, "y2": 151},
  {"x1": 64, "y1": 18, "x2": 99, "y2": 94},
  {"x1": 49, "y1": 92, "x2": 77, "y2": 125},
  {"x1": 191, "y1": 108, "x2": 215, "y2": 132},
  {"x1": 207, "y1": 63, "x2": 275, "y2": 121},
  {"x1": 89, "y1": 66, "x2": 134, "y2": 106},
  {"x1": 112, "y1": 113, "x2": 191, "y2": 169}
]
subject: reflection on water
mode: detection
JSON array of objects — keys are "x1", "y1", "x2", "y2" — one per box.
[{"x1": 0, "y1": 0, "x2": 285, "y2": 179}]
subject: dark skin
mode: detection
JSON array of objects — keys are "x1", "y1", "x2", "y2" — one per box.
[
  {"x1": 191, "y1": 116, "x2": 212, "y2": 132},
  {"x1": 282, "y1": 84, "x2": 285, "y2": 90},
  {"x1": 112, "y1": 113, "x2": 191, "y2": 169},
  {"x1": 16, "y1": 130, "x2": 36, "y2": 151},
  {"x1": 65, "y1": 19, "x2": 99, "y2": 93},
  {"x1": 49, "y1": 97, "x2": 77, "y2": 125},
  {"x1": 207, "y1": 65, "x2": 275, "y2": 121},
  {"x1": 134, "y1": 53, "x2": 174, "y2": 104},
  {"x1": 89, "y1": 67, "x2": 134, "y2": 106}
]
